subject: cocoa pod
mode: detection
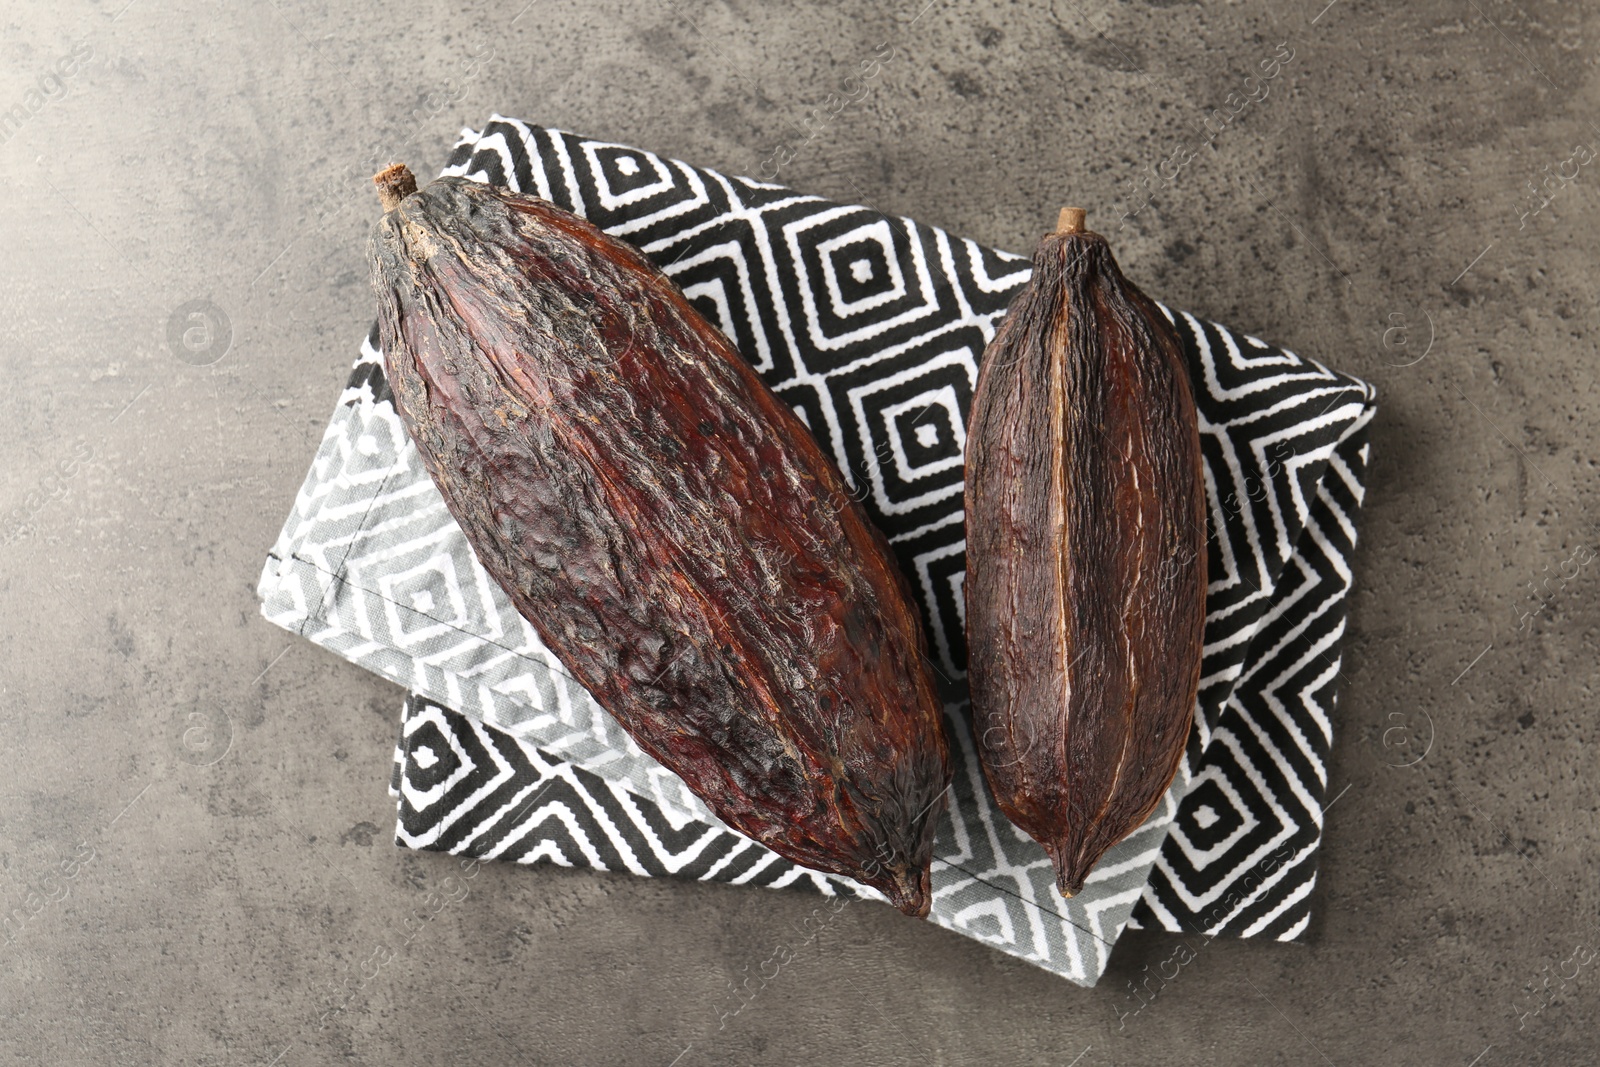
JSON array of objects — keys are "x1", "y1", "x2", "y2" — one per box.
[
  {"x1": 963, "y1": 207, "x2": 1205, "y2": 898},
  {"x1": 367, "y1": 165, "x2": 951, "y2": 915}
]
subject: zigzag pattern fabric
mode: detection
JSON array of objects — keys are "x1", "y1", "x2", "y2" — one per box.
[
  {"x1": 257, "y1": 116, "x2": 1375, "y2": 985},
  {"x1": 389, "y1": 693, "x2": 857, "y2": 895}
]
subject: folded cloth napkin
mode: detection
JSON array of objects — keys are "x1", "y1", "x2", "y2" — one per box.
[{"x1": 258, "y1": 116, "x2": 1375, "y2": 986}]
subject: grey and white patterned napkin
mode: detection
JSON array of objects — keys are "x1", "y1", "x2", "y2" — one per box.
[{"x1": 257, "y1": 117, "x2": 1375, "y2": 985}]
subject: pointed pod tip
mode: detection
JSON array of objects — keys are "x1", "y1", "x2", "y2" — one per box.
[
  {"x1": 1052, "y1": 845, "x2": 1094, "y2": 900},
  {"x1": 1049, "y1": 863, "x2": 1088, "y2": 895},
  {"x1": 879, "y1": 865, "x2": 932, "y2": 918},
  {"x1": 374, "y1": 163, "x2": 419, "y2": 214}
]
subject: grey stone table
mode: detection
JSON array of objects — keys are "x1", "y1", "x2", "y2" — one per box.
[{"x1": 1, "y1": 1, "x2": 1594, "y2": 1063}]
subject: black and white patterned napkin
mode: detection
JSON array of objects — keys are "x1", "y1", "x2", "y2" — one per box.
[{"x1": 259, "y1": 117, "x2": 1375, "y2": 985}]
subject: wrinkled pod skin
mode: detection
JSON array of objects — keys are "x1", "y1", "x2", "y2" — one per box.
[
  {"x1": 963, "y1": 215, "x2": 1205, "y2": 898},
  {"x1": 367, "y1": 173, "x2": 951, "y2": 915}
]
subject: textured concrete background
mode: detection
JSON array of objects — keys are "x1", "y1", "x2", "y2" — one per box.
[{"x1": 1, "y1": 0, "x2": 1596, "y2": 1063}]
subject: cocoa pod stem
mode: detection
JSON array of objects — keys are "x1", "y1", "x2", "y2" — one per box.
[{"x1": 373, "y1": 163, "x2": 419, "y2": 213}]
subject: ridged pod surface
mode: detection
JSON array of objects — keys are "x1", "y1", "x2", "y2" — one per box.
[
  {"x1": 367, "y1": 168, "x2": 951, "y2": 915},
  {"x1": 963, "y1": 209, "x2": 1205, "y2": 898}
]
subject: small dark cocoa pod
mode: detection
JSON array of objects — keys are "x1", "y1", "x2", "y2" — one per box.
[
  {"x1": 963, "y1": 207, "x2": 1205, "y2": 898},
  {"x1": 367, "y1": 167, "x2": 951, "y2": 915}
]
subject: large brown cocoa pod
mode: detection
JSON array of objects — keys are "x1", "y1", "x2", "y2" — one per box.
[
  {"x1": 366, "y1": 166, "x2": 951, "y2": 915},
  {"x1": 963, "y1": 207, "x2": 1205, "y2": 898}
]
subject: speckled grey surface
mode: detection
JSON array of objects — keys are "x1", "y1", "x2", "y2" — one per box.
[{"x1": 1, "y1": 1, "x2": 1596, "y2": 1063}]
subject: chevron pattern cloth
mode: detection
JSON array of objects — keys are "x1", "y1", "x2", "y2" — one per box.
[{"x1": 257, "y1": 117, "x2": 1375, "y2": 986}]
